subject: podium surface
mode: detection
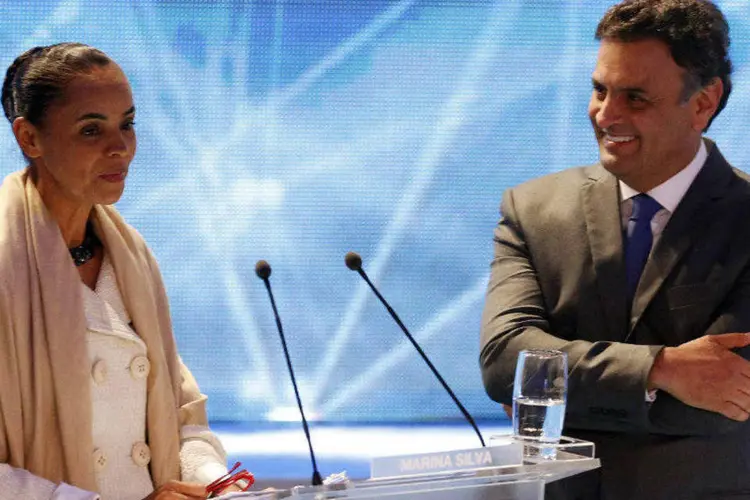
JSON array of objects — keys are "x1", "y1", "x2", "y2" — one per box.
[{"x1": 225, "y1": 436, "x2": 599, "y2": 499}]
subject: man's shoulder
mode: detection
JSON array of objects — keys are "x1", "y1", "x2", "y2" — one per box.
[
  {"x1": 507, "y1": 164, "x2": 602, "y2": 201},
  {"x1": 704, "y1": 140, "x2": 750, "y2": 196},
  {"x1": 730, "y1": 166, "x2": 750, "y2": 189}
]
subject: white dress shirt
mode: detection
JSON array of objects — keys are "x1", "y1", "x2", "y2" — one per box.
[{"x1": 619, "y1": 139, "x2": 708, "y2": 241}]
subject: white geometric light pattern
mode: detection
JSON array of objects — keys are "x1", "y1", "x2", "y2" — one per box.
[{"x1": 0, "y1": 0, "x2": 747, "y2": 423}]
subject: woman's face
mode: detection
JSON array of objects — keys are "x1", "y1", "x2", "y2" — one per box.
[{"x1": 19, "y1": 63, "x2": 136, "y2": 208}]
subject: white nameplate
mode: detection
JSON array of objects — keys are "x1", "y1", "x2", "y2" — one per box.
[{"x1": 370, "y1": 442, "x2": 524, "y2": 478}]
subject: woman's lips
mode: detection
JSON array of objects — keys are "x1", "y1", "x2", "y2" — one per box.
[{"x1": 99, "y1": 171, "x2": 126, "y2": 183}]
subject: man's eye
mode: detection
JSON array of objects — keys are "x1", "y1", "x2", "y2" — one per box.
[
  {"x1": 81, "y1": 125, "x2": 99, "y2": 136},
  {"x1": 122, "y1": 120, "x2": 136, "y2": 131}
]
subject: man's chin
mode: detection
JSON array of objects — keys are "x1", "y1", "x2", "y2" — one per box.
[{"x1": 599, "y1": 155, "x2": 635, "y2": 178}]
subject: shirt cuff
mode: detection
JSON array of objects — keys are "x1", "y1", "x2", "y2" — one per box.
[
  {"x1": 645, "y1": 389, "x2": 658, "y2": 403},
  {"x1": 52, "y1": 483, "x2": 100, "y2": 500},
  {"x1": 180, "y1": 425, "x2": 229, "y2": 484},
  {"x1": 193, "y1": 460, "x2": 228, "y2": 486}
]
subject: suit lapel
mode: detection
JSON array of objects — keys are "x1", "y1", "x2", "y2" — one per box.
[
  {"x1": 629, "y1": 141, "x2": 733, "y2": 333},
  {"x1": 582, "y1": 166, "x2": 629, "y2": 340}
]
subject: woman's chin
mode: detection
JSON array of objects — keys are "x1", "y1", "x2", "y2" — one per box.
[{"x1": 93, "y1": 185, "x2": 126, "y2": 206}]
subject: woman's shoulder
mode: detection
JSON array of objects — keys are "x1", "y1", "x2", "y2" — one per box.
[
  {"x1": 0, "y1": 170, "x2": 29, "y2": 226},
  {"x1": 94, "y1": 205, "x2": 153, "y2": 257},
  {"x1": 0, "y1": 171, "x2": 32, "y2": 298}
]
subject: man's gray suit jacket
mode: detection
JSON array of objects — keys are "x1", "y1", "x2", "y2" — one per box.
[{"x1": 481, "y1": 140, "x2": 750, "y2": 499}]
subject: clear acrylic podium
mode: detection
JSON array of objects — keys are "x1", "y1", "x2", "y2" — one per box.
[{"x1": 223, "y1": 436, "x2": 599, "y2": 499}]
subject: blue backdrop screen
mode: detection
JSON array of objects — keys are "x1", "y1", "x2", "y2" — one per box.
[{"x1": 1, "y1": 0, "x2": 748, "y2": 422}]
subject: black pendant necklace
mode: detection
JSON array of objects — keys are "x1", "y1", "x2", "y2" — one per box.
[{"x1": 69, "y1": 222, "x2": 100, "y2": 267}]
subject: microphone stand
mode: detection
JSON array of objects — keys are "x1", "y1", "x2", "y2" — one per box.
[
  {"x1": 256, "y1": 260, "x2": 323, "y2": 485},
  {"x1": 345, "y1": 252, "x2": 485, "y2": 447}
]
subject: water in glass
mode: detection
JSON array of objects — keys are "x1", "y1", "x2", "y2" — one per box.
[{"x1": 512, "y1": 349, "x2": 567, "y2": 459}]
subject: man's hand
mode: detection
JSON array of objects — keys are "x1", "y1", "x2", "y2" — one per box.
[
  {"x1": 502, "y1": 404, "x2": 512, "y2": 419},
  {"x1": 142, "y1": 480, "x2": 207, "y2": 499},
  {"x1": 648, "y1": 333, "x2": 750, "y2": 421}
]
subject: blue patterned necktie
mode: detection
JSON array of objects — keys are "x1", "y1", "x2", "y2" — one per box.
[{"x1": 625, "y1": 193, "x2": 662, "y2": 303}]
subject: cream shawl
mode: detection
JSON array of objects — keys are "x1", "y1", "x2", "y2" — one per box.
[{"x1": 0, "y1": 169, "x2": 208, "y2": 492}]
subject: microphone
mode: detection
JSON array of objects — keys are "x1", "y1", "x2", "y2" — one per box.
[
  {"x1": 255, "y1": 260, "x2": 323, "y2": 486},
  {"x1": 344, "y1": 252, "x2": 486, "y2": 447}
]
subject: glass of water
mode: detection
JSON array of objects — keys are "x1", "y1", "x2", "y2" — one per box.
[{"x1": 512, "y1": 349, "x2": 567, "y2": 459}]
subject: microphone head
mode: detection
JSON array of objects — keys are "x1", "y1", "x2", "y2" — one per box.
[
  {"x1": 345, "y1": 251, "x2": 362, "y2": 271},
  {"x1": 255, "y1": 260, "x2": 272, "y2": 280}
]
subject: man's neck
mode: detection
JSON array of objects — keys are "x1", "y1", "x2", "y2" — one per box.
[{"x1": 619, "y1": 139, "x2": 702, "y2": 193}]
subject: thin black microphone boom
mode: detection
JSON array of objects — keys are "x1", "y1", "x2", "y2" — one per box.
[
  {"x1": 255, "y1": 260, "x2": 323, "y2": 486},
  {"x1": 344, "y1": 252, "x2": 486, "y2": 447}
]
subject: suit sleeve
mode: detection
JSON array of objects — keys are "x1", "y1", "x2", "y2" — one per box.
[
  {"x1": 646, "y1": 262, "x2": 750, "y2": 436},
  {"x1": 480, "y1": 188, "x2": 662, "y2": 433}
]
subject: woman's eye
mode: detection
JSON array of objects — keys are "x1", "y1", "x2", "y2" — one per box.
[{"x1": 122, "y1": 120, "x2": 136, "y2": 131}]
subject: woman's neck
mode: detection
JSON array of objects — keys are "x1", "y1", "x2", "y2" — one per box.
[{"x1": 32, "y1": 168, "x2": 93, "y2": 247}]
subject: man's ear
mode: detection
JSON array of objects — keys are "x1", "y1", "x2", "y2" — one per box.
[
  {"x1": 11, "y1": 117, "x2": 43, "y2": 159},
  {"x1": 692, "y1": 78, "x2": 723, "y2": 132}
]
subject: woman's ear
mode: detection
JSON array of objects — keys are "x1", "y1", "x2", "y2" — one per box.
[{"x1": 12, "y1": 117, "x2": 42, "y2": 159}]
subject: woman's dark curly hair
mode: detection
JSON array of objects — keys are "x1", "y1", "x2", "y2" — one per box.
[{"x1": 2, "y1": 42, "x2": 111, "y2": 127}]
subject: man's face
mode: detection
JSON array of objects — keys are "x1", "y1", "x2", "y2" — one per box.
[{"x1": 588, "y1": 38, "x2": 707, "y2": 191}]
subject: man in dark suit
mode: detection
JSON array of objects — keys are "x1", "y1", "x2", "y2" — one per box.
[{"x1": 480, "y1": 1, "x2": 750, "y2": 498}]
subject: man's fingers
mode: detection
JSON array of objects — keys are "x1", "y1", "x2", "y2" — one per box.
[
  {"x1": 720, "y1": 401, "x2": 750, "y2": 422},
  {"x1": 710, "y1": 332, "x2": 750, "y2": 349},
  {"x1": 657, "y1": 335, "x2": 750, "y2": 417},
  {"x1": 725, "y1": 350, "x2": 750, "y2": 380},
  {"x1": 502, "y1": 404, "x2": 512, "y2": 419},
  {"x1": 730, "y1": 388, "x2": 750, "y2": 414}
]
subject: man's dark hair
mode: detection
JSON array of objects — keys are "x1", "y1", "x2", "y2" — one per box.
[{"x1": 596, "y1": 0, "x2": 732, "y2": 130}]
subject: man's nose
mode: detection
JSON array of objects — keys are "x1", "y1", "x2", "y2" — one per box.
[{"x1": 594, "y1": 94, "x2": 623, "y2": 130}]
